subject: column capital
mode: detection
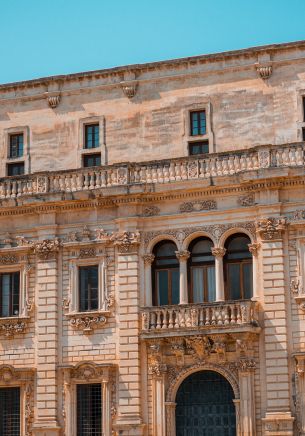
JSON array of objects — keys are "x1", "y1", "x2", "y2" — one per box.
[
  {"x1": 211, "y1": 247, "x2": 226, "y2": 258},
  {"x1": 175, "y1": 250, "x2": 190, "y2": 261},
  {"x1": 143, "y1": 254, "x2": 155, "y2": 265},
  {"x1": 248, "y1": 242, "x2": 261, "y2": 257}
]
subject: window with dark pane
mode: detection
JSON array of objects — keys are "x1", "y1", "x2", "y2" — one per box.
[
  {"x1": 9, "y1": 134, "x2": 23, "y2": 158},
  {"x1": 190, "y1": 110, "x2": 206, "y2": 136},
  {"x1": 303, "y1": 96, "x2": 305, "y2": 122},
  {"x1": 79, "y1": 266, "x2": 99, "y2": 311},
  {"x1": 152, "y1": 241, "x2": 179, "y2": 306},
  {"x1": 224, "y1": 234, "x2": 253, "y2": 300},
  {"x1": 83, "y1": 153, "x2": 101, "y2": 168},
  {"x1": 85, "y1": 124, "x2": 99, "y2": 149},
  {"x1": 188, "y1": 237, "x2": 215, "y2": 303},
  {"x1": 302, "y1": 127, "x2": 305, "y2": 141},
  {"x1": 0, "y1": 387, "x2": 20, "y2": 436},
  {"x1": 77, "y1": 384, "x2": 102, "y2": 436},
  {"x1": 0, "y1": 272, "x2": 20, "y2": 317},
  {"x1": 7, "y1": 162, "x2": 24, "y2": 177},
  {"x1": 188, "y1": 141, "x2": 209, "y2": 156}
]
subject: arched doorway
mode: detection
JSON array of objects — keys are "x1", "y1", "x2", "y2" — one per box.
[{"x1": 175, "y1": 370, "x2": 236, "y2": 436}]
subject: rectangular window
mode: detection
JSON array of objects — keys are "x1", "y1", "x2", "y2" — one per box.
[
  {"x1": 77, "y1": 384, "x2": 102, "y2": 436},
  {"x1": 190, "y1": 110, "x2": 206, "y2": 136},
  {"x1": 85, "y1": 124, "x2": 99, "y2": 149},
  {"x1": 0, "y1": 387, "x2": 20, "y2": 436},
  {"x1": 83, "y1": 153, "x2": 101, "y2": 168},
  {"x1": 0, "y1": 272, "x2": 20, "y2": 317},
  {"x1": 189, "y1": 141, "x2": 209, "y2": 156},
  {"x1": 302, "y1": 127, "x2": 305, "y2": 141},
  {"x1": 303, "y1": 96, "x2": 305, "y2": 122},
  {"x1": 7, "y1": 163, "x2": 24, "y2": 177},
  {"x1": 9, "y1": 134, "x2": 23, "y2": 159},
  {"x1": 79, "y1": 266, "x2": 99, "y2": 312}
]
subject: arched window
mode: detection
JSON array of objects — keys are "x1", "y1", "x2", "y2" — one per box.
[
  {"x1": 152, "y1": 241, "x2": 179, "y2": 306},
  {"x1": 224, "y1": 234, "x2": 252, "y2": 300},
  {"x1": 188, "y1": 237, "x2": 215, "y2": 303}
]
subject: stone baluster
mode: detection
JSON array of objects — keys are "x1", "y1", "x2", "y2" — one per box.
[
  {"x1": 228, "y1": 156, "x2": 235, "y2": 174},
  {"x1": 169, "y1": 162, "x2": 175, "y2": 181},
  {"x1": 17, "y1": 180, "x2": 22, "y2": 196},
  {"x1": 5, "y1": 181, "x2": 11, "y2": 198},
  {"x1": 11, "y1": 180, "x2": 17, "y2": 198},
  {"x1": 296, "y1": 146, "x2": 304, "y2": 165},
  {"x1": 289, "y1": 147, "x2": 296, "y2": 166},
  {"x1": 240, "y1": 155, "x2": 247, "y2": 171},
  {"x1": 175, "y1": 162, "x2": 181, "y2": 181},
  {"x1": 147, "y1": 166, "x2": 153, "y2": 183},
  {"x1": 252, "y1": 153, "x2": 259, "y2": 169},
  {"x1": 199, "y1": 159, "x2": 205, "y2": 177},
  {"x1": 152, "y1": 166, "x2": 158, "y2": 183},
  {"x1": 0, "y1": 183, "x2": 5, "y2": 198},
  {"x1": 234, "y1": 155, "x2": 240, "y2": 173},
  {"x1": 216, "y1": 158, "x2": 222, "y2": 176},
  {"x1": 59, "y1": 175, "x2": 65, "y2": 192},
  {"x1": 100, "y1": 170, "x2": 106, "y2": 187},
  {"x1": 222, "y1": 158, "x2": 229, "y2": 175},
  {"x1": 143, "y1": 254, "x2": 155, "y2": 307},
  {"x1": 157, "y1": 166, "x2": 164, "y2": 183},
  {"x1": 211, "y1": 247, "x2": 226, "y2": 301},
  {"x1": 282, "y1": 147, "x2": 289, "y2": 165},
  {"x1": 181, "y1": 162, "x2": 187, "y2": 180},
  {"x1": 248, "y1": 243, "x2": 261, "y2": 300},
  {"x1": 95, "y1": 171, "x2": 101, "y2": 188},
  {"x1": 163, "y1": 164, "x2": 170, "y2": 183},
  {"x1": 175, "y1": 250, "x2": 190, "y2": 304}
]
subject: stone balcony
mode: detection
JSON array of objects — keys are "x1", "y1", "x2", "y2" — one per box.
[
  {"x1": 140, "y1": 300, "x2": 260, "y2": 339},
  {"x1": 0, "y1": 141, "x2": 304, "y2": 203}
]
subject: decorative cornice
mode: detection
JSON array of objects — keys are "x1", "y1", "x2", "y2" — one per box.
[{"x1": 255, "y1": 217, "x2": 286, "y2": 240}]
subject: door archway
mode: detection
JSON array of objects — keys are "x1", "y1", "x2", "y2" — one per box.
[{"x1": 175, "y1": 370, "x2": 236, "y2": 436}]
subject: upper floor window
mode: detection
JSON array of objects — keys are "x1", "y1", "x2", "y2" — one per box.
[
  {"x1": 152, "y1": 241, "x2": 179, "y2": 306},
  {"x1": 9, "y1": 134, "x2": 23, "y2": 158},
  {"x1": 224, "y1": 234, "x2": 252, "y2": 300},
  {"x1": 188, "y1": 140, "x2": 209, "y2": 156},
  {"x1": 83, "y1": 153, "x2": 101, "y2": 168},
  {"x1": 0, "y1": 272, "x2": 20, "y2": 317},
  {"x1": 7, "y1": 162, "x2": 24, "y2": 177},
  {"x1": 190, "y1": 110, "x2": 206, "y2": 136},
  {"x1": 77, "y1": 383, "x2": 102, "y2": 436},
  {"x1": 188, "y1": 237, "x2": 215, "y2": 303},
  {"x1": 85, "y1": 124, "x2": 99, "y2": 149},
  {"x1": 0, "y1": 387, "x2": 20, "y2": 436},
  {"x1": 79, "y1": 265, "x2": 98, "y2": 312},
  {"x1": 303, "y1": 96, "x2": 305, "y2": 122}
]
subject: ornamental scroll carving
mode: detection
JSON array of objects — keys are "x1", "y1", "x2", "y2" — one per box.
[
  {"x1": 142, "y1": 206, "x2": 160, "y2": 217},
  {"x1": 33, "y1": 238, "x2": 61, "y2": 260},
  {"x1": 179, "y1": 200, "x2": 217, "y2": 213},
  {"x1": 68, "y1": 313, "x2": 107, "y2": 334},
  {"x1": 0, "y1": 319, "x2": 27, "y2": 337},
  {"x1": 255, "y1": 217, "x2": 286, "y2": 240},
  {"x1": 0, "y1": 254, "x2": 18, "y2": 264},
  {"x1": 111, "y1": 231, "x2": 140, "y2": 253}
]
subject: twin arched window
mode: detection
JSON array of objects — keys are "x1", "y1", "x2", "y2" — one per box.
[{"x1": 151, "y1": 233, "x2": 253, "y2": 306}]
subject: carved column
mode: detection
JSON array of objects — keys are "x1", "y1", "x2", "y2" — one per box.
[
  {"x1": 211, "y1": 247, "x2": 226, "y2": 301},
  {"x1": 143, "y1": 254, "x2": 155, "y2": 306},
  {"x1": 248, "y1": 243, "x2": 260, "y2": 300},
  {"x1": 295, "y1": 354, "x2": 305, "y2": 434},
  {"x1": 151, "y1": 365, "x2": 167, "y2": 436},
  {"x1": 32, "y1": 237, "x2": 62, "y2": 436},
  {"x1": 175, "y1": 251, "x2": 190, "y2": 304},
  {"x1": 238, "y1": 359, "x2": 256, "y2": 435},
  {"x1": 165, "y1": 402, "x2": 176, "y2": 436}
]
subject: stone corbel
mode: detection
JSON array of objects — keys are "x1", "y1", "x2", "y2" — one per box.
[
  {"x1": 111, "y1": 230, "x2": 140, "y2": 253},
  {"x1": 255, "y1": 217, "x2": 286, "y2": 240},
  {"x1": 33, "y1": 238, "x2": 62, "y2": 260},
  {"x1": 66, "y1": 310, "x2": 109, "y2": 334},
  {"x1": 45, "y1": 91, "x2": 61, "y2": 108},
  {"x1": 120, "y1": 81, "x2": 138, "y2": 98},
  {"x1": 256, "y1": 63, "x2": 273, "y2": 79}
]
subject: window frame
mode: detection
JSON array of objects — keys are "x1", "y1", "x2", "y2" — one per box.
[
  {"x1": 78, "y1": 116, "x2": 106, "y2": 167},
  {"x1": 0, "y1": 264, "x2": 30, "y2": 319},
  {"x1": 0, "y1": 271, "x2": 20, "y2": 318},
  {"x1": 78, "y1": 264, "x2": 99, "y2": 312},
  {"x1": 3, "y1": 126, "x2": 29, "y2": 178},
  {"x1": 84, "y1": 123, "x2": 100, "y2": 150},
  {"x1": 82, "y1": 152, "x2": 101, "y2": 168},
  {"x1": 297, "y1": 93, "x2": 305, "y2": 141},
  {"x1": 76, "y1": 383, "x2": 102, "y2": 436},
  {"x1": 9, "y1": 133, "x2": 24, "y2": 159},
  {"x1": 183, "y1": 102, "x2": 214, "y2": 155}
]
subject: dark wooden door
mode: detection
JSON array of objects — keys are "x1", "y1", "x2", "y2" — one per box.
[{"x1": 175, "y1": 370, "x2": 236, "y2": 436}]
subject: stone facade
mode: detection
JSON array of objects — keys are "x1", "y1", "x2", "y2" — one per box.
[{"x1": 0, "y1": 40, "x2": 305, "y2": 435}]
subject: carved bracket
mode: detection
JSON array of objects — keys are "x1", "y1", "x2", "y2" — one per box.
[
  {"x1": 66, "y1": 311, "x2": 109, "y2": 334},
  {"x1": 255, "y1": 217, "x2": 286, "y2": 240},
  {"x1": 291, "y1": 278, "x2": 305, "y2": 310},
  {"x1": 120, "y1": 81, "x2": 138, "y2": 98},
  {"x1": 256, "y1": 64, "x2": 272, "y2": 79},
  {"x1": 0, "y1": 316, "x2": 30, "y2": 337}
]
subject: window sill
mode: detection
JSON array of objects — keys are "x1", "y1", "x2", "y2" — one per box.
[
  {"x1": 65, "y1": 310, "x2": 111, "y2": 334},
  {"x1": 0, "y1": 315, "x2": 30, "y2": 337}
]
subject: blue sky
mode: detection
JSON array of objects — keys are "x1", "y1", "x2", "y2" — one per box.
[{"x1": 1, "y1": 0, "x2": 305, "y2": 84}]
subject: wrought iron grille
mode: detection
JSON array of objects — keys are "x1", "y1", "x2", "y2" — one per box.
[
  {"x1": 176, "y1": 370, "x2": 236, "y2": 436},
  {"x1": 0, "y1": 387, "x2": 20, "y2": 436},
  {"x1": 77, "y1": 383, "x2": 102, "y2": 436}
]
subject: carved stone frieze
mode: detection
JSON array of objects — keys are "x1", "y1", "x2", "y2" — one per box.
[
  {"x1": 0, "y1": 254, "x2": 18, "y2": 264},
  {"x1": 255, "y1": 217, "x2": 286, "y2": 240},
  {"x1": 238, "y1": 193, "x2": 255, "y2": 207},
  {"x1": 68, "y1": 313, "x2": 107, "y2": 334},
  {"x1": 0, "y1": 317, "x2": 28, "y2": 337},
  {"x1": 79, "y1": 247, "x2": 96, "y2": 258},
  {"x1": 142, "y1": 206, "x2": 160, "y2": 217},
  {"x1": 185, "y1": 336, "x2": 212, "y2": 361},
  {"x1": 95, "y1": 228, "x2": 111, "y2": 242},
  {"x1": 236, "y1": 358, "x2": 256, "y2": 372},
  {"x1": 143, "y1": 221, "x2": 256, "y2": 249},
  {"x1": 168, "y1": 338, "x2": 185, "y2": 365},
  {"x1": 179, "y1": 200, "x2": 217, "y2": 213},
  {"x1": 111, "y1": 230, "x2": 140, "y2": 253},
  {"x1": 33, "y1": 238, "x2": 61, "y2": 260},
  {"x1": 292, "y1": 210, "x2": 305, "y2": 221}
]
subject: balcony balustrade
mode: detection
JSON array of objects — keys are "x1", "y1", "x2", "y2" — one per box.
[
  {"x1": 0, "y1": 142, "x2": 304, "y2": 201},
  {"x1": 140, "y1": 300, "x2": 259, "y2": 338}
]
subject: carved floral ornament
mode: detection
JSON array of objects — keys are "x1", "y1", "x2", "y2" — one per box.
[
  {"x1": 33, "y1": 238, "x2": 61, "y2": 260},
  {"x1": 110, "y1": 231, "x2": 141, "y2": 253},
  {"x1": 67, "y1": 313, "x2": 107, "y2": 334},
  {"x1": 255, "y1": 217, "x2": 286, "y2": 240},
  {"x1": 179, "y1": 200, "x2": 217, "y2": 213}
]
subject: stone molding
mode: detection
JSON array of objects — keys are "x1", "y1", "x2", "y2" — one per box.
[
  {"x1": 255, "y1": 217, "x2": 286, "y2": 240},
  {"x1": 179, "y1": 200, "x2": 217, "y2": 213},
  {"x1": 65, "y1": 310, "x2": 109, "y2": 334}
]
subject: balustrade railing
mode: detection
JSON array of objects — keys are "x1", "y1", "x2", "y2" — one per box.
[
  {"x1": 0, "y1": 142, "x2": 304, "y2": 201},
  {"x1": 141, "y1": 300, "x2": 258, "y2": 332}
]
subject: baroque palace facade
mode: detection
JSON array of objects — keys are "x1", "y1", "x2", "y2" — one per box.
[{"x1": 1, "y1": 40, "x2": 305, "y2": 436}]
